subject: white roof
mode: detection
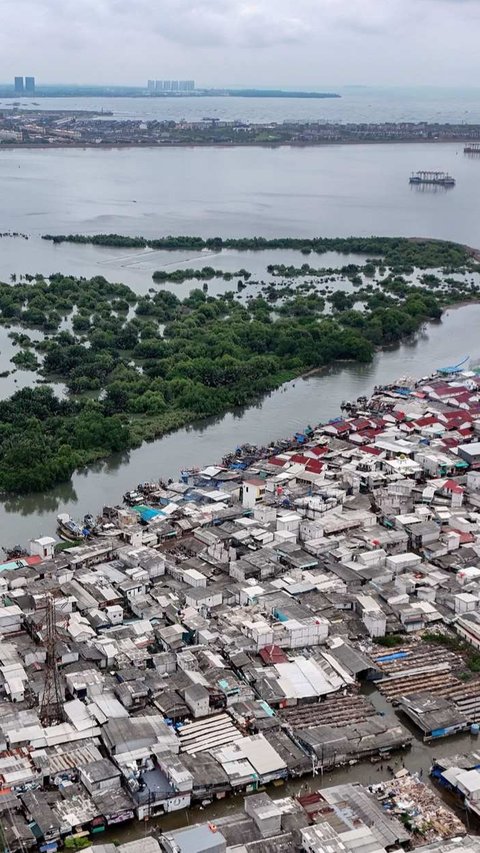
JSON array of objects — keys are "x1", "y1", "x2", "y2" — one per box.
[
  {"x1": 0, "y1": 605, "x2": 22, "y2": 618},
  {"x1": 240, "y1": 734, "x2": 286, "y2": 775},
  {"x1": 89, "y1": 694, "x2": 129, "y2": 723},
  {"x1": 199, "y1": 466, "x2": 224, "y2": 477},
  {"x1": 274, "y1": 657, "x2": 342, "y2": 699},
  {"x1": 460, "y1": 442, "x2": 480, "y2": 454},
  {"x1": 458, "y1": 768, "x2": 480, "y2": 793},
  {"x1": 64, "y1": 699, "x2": 97, "y2": 731}
]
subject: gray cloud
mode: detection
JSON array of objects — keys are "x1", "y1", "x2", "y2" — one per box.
[{"x1": 1, "y1": 0, "x2": 479, "y2": 85}]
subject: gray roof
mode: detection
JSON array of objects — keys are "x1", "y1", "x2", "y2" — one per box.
[
  {"x1": 398, "y1": 691, "x2": 468, "y2": 734},
  {"x1": 328, "y1": 642, "x2": 377, "y2": 675},
  {"x1": 184, "y1": 682, "x2": 210, "y2": 701},
  {"x1": 162, "y1": 824, "x2": 226, "y2": 853},
  {"x1": 79, "y1": 758, "x2": 120, "y2": 783}
]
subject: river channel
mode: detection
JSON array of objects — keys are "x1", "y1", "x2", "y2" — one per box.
[{"x1": 1, "y1": 302, "x2": 479, "y2": 545}]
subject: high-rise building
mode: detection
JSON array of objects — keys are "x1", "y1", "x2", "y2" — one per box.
[
  {"x1": 25, "y1": 76, "x2": 35, "y2": 94},
  {"x1": 14, "y1": 76, "x2": 24, "y2": 95},
  {"x1": 149, "y1": 79, "x2": 195, "y2": 93}
]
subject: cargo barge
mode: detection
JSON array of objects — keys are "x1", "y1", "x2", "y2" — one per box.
[{"x1": 409, "y1": 170, "x2": 455, "y2": 186}]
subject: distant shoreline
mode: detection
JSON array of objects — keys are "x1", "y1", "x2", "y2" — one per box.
[
  {"x1": 0, "y1": 89, "x2": 341, "y2": 101},
  {"x1": 0, "y1": 138, "x2": 471, "y2": 151}
]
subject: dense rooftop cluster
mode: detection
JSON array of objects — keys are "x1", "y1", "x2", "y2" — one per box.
[
  {"x1": 5, "y1": 369, "x2": 480, "y2": 850},
  {"x1": 3, "y1": 112, "x2": 480, "y2": 146}
]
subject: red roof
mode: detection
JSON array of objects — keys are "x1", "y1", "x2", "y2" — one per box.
[
  {"x1": 308, "y1": 445, "x2": 329, "y2": 457},
  {"x1": 429, "y1": 383, "x2": 453, "y2": 396},
  {"x1": 441, "y1": 437, "x2": 459, "y2": 448},
  {"x1": 289, "y1": 454, "x2": 310, "y2": 464},
  {"x1": 442, "y1": 479, "x2": 464, "y2": 494},
  {"x1": 269, "y1": 456, "x2": 287, "y2": 466},
  {"x1": 306, "y1": 459, "x2": 324, "y2": 474},
  {"x1": 450, "y1": 529, "x2": 475, "y2": 544},
  {"x1": 359, "y1": 445, "x2": 383, "y2": 456},
  {"x1": 444, "y1": 415, "x2": 472, "y2": 429},
  {"x1": 259, "y1": 644, "x2": 288, "y2": 665},
  {"x1": 449, "y1": 392, "x2": 472, "y2": 403},
  {"x1": 26, "y1": 555, "x2": 42, "y2": 565},
  {"x1": 332, "y1": 422, "x2": 350, "y2": 434},
  {"x1": 442, "y1": 409, "x2": 472, "y2": 420},
  {"x1": 430, "y1": 384, "x2": 470, "y2": 398},
  {"x1": 358, "y1": 428, "x2": 384, "y2": 440},
  {"x1": 349, "y1": 418, "x2": 372, "y2": 431},
  {"x1": 414, "y1": 416, "x2": 440, "y2": 428}
]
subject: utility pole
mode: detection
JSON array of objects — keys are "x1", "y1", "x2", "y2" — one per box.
[{"x1": 39, "y1": 595, "x2": 64, "y2": 727}]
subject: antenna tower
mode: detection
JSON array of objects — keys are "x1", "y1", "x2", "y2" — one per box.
[{"x1": 39, "y1": 594, "x2": 64, "y2": 727}]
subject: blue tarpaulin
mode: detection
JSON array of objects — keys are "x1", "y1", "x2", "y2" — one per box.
[
  {"x1": 375, "y1": 651, "x2": 409, "y2": 663},
  {"x1": 141, "y1": 508, "x2": 164, "y2": 522},
  {"x1": 133, "y1": 505, "x2": 165, "y2": 522}
]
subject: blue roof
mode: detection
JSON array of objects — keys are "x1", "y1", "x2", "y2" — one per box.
[
  {"x1": 140, "y1": 508, "x2": 164, "y2": 522},
  {"x1": 0, "y1": 559, "x2": 28, "y2": 573},
  {"x1": 132, "y1": 505, "x2": 165, "y2": 522}
]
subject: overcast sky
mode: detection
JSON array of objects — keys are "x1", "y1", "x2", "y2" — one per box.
[{"x1": 2, "y1": 0, "x2": 480, "y2": 87}]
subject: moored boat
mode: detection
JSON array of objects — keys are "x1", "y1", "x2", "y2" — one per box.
[
  {"x1": 56, "y1": 513, "x2": 88, "y2": 542},
  {"x1": 123, "y1": 490, "x2": 143, "y2": 505}
]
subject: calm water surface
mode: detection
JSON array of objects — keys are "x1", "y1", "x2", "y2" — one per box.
[
  {"x1": 5, "y1": 86, "x2": 480, "y2": 124},
  {"x1": 0, "y1": 143, "x2": 478, "y2": 245}
]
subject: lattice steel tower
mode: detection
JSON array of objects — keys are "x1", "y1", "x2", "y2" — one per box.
[{"x1": 39, "y1": 595, "x2": 64, "y2": 727}]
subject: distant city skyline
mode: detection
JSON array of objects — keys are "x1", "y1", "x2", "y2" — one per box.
[
  {"x1": 13, "y1": 76, "x2": 35, "y2": 95},
  {"x1": 2, "y1": 0, "x2": 480, "y2": 88},
  {"x1": 147, "y1": 80, "x2": 195, "y2": 92}
]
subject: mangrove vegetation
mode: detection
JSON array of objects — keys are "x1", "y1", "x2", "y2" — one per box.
[{"x1": 0, "y1": 235, "x2": 478, "y2": 494}]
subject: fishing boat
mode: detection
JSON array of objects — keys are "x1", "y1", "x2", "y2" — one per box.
[
  {"x1": 409, "y1": 171, "x2": 455, "y2": 187},
  {"x1": 123, "y1": 489, "x2": 143, "y2": 506},
  {"x1": 56, "y1": 513, "x2": 89, "y2": 542}
]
